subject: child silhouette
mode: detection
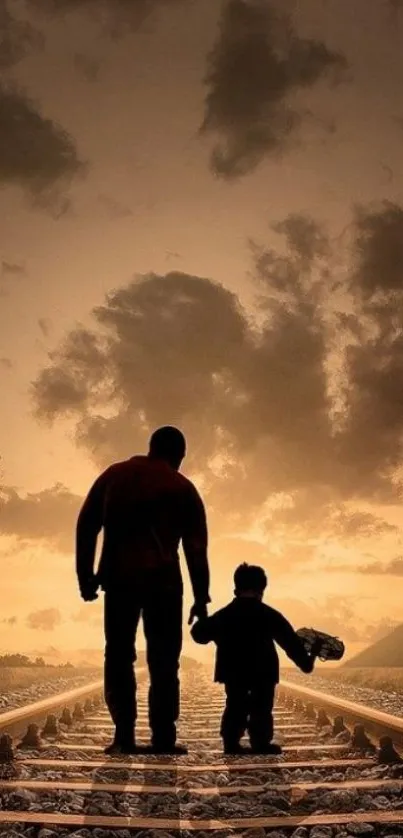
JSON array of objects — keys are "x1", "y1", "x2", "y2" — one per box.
[{"x1": 191, "y1": 563, "x2": 321, "y2": 755}]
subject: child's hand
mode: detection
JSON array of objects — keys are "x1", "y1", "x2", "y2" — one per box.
[{"x1": 188, "y1": 603, "x2": 208, "y2": 625}]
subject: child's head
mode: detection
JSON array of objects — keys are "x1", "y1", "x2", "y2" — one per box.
[{"x1": 234, "y1": 563, "x2": 267, "y2": 600}]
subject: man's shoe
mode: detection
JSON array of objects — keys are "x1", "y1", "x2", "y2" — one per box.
[
  {"x1": 223, "y1": 742, "x2": 247, "y2": 755},
  {"x1": 251, "y1": 742, "x2": 282, "y2": 755},
  {"x1": 104, "y1": 740, "x2": 137, "y2": 755},
  {"x1": 151, "y1": 743, "x2": 188, "y2": 755}
]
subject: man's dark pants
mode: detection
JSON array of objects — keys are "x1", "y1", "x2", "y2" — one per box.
[
  {"x1": 220, "y1": 679, "x2": 276, "y2": 748},
  {"x1": 104, "y1": 582, "x2": 183, "y2": 748}
]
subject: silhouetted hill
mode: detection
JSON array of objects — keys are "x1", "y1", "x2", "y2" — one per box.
[{"x1": 344, "y1": 624, "x2": 403, "y2": 667}]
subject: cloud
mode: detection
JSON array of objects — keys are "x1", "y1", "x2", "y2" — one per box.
[
  {"x1": 73, "y1": 52, "x2": 101, "y2": 82},
  {"x1": 359, "y1": 557, "x2": 403, "y2": 576},
  {"x1": 0, "y1": 82, "x2": 84, "y2": 199},
  {"x1": 97, "y1": 194, "x2": 133, "y2": 219},
  {"x1": 26, "y1": 608, "x2": 62, "y2": 631},
  {"x1": 1, "y1": 261, "x2": 27, "y2": 296},
  {"x1": 0, "y1": 2, "x2": 43, "y2": 69},
  {"x1": 209, "y1": 536, "x2": 281, "y2": 581},
  {"x1": 336, "y1": 203, "x2": 403, "y2": 499},
  {"x1": 30, "y1": 203, "x2": 403, "y2": 542},
  {"x1": 30, "y1": 0, "x2": 183, "y2": 36},
  {"x1": 272, "y1": 595, "x2": 362, "y2": 643},
  {"x1": 0, "y1": 616, "x2": 18, "y2": 626},
  {"x1": 201, "y1": 0, "x2": 347, "y2": 179},
  {"x1": 352, "y1": 202, "x2": 403, "y2": 299},
  {"x1": 38, "y1": 318, "x2": 52, "y2": 338},
  {"x1": 0, "y1": 484, "x2": 82, "y2": 553},
  {"x1": 1, "y1": 261, "x2": 26, "y2": 278},
  {"x1": 0, "y1": 358, "x2": 13, "y2": 370},
  {"x1": 71, "y1": 605, "x2": 103, "y2": 626},
  {"x1": 328, "y1": 509, "x2": 397, "y2": 541}
]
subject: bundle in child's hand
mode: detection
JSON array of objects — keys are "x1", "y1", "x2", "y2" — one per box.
[{"x1": 296, "y1": 627, "x2": 345, "y2": 661}]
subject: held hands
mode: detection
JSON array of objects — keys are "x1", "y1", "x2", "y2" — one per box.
[
  {"x1": 79, "y1": 575, "x2": 99, "y2": 602},
  {"x1": 188, "y1": 602, "x2": 208, "y2": 625}
]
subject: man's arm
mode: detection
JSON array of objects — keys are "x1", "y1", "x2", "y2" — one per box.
[
  {"x1": 181, "y1": 483, "x2": 210, "y2": 623},
  {"x1": 272, "y1": 612, "x2": 316, "y2": 673},
  {"x1": 76, "y1": 468, "x2": 111, "y2": 600}
]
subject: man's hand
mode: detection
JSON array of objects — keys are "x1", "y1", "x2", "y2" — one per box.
[
  {"x1": 188, "y1": 602, "x2": 208, "y2": 625},
  {"x1": 79, "y1": 576, "x2": 99, "y2": 602}
]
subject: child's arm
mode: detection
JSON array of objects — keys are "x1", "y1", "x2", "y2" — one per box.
[
  {"x1": 191, "y1": 613, "x2": 219, "y2": 645},
  {"x1": 272, "y1": 613, "x2": 318, "y2": 673}
]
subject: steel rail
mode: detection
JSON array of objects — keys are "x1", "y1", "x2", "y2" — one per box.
[
  {"x1": 2, "y1": 810, "x2": 403, "y2": 830},
  {"x1": 0, "y1": 680, "x2": 103, "y2": 737},
  {"x1": 51, "y1": 741, "x2": 349, "y2": 753},
  {"x1": 1, "y1": 776, "x2": 403, "y2": 794},
  {"x1": 0, "y1": 667, "x2": 146, "y2": 737},
  {"x1": 21, "y1": 756, "x2": 372, "y2": 771},
  {"x1": 279, "y1": 678, "x2": 403, "y2": 745}
]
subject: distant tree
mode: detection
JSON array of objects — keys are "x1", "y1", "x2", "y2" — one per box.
[
  {"x1": 0, "y1": 653, "x2": 31, "y2": 667},
  {"x1": 34, "y1": 657, "x2": 45, "y2": 667}
]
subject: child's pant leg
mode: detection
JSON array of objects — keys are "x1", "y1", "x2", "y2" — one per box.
[
  {"x1": 248, "y1": 681, "x2": 276, "y2": 747},
  {"x1": 220, "y1": 682, "x2": 250, "y2": 744}
]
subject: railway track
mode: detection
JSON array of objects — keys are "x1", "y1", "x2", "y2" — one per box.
[{"x1": 0, "y1": 669, "x2": 403, "y2": 835}]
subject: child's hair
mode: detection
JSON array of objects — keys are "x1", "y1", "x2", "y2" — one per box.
[{"x1": 234, "y1": 563, "x2": 267, "y2": 594}]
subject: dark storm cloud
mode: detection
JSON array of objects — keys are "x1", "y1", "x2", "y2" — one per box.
[
  {"x1": 337, "y1": 202, "x2": 403, "y2": 500},
  {"x1": 31, "y1": 260, "x2": 330, "y2": 533},
  {"x1": 0, "y1": 82, "x2": 84, "y2": 197},
  {"x1": 73, "y1": 53, "x2": 101, "y2": 82},
  {"x1": 30, "y1": 0, "x2": 183, "y2": 35},
  {"x1": 27, "y1": 608, "x2": 62, "y2": 631},
  {"x1": 0, "y1": 484, "x2": 82, "y2": 552},
  {"x1": 33, "y1": 327, "x2": 109, "y2": 422},
  {"x1": 0, "y1": 2, "x2": 43, "y2": 69},
  {"x1": 201, "y1": 0, "x2": 347, "y2": 179},
  {"x1": 352, "y1": 202, "x2": 403, "y2": 299},
  {"x1": 31, "y1": 202, "x2": 403, "y2": 534}
]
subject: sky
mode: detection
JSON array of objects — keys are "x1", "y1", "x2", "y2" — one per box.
[{"x1": 1, "y1": 0, "x2": 403, "y2": 663}]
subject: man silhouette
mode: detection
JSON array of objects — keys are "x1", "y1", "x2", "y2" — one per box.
[{"x1": 75, "y1": 426, "x2": 210, "y2": 755}]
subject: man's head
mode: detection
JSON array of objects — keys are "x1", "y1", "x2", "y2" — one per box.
[
  {"x1": 234, "y1": 563, "x2": 267, "y2": 600},
  {"x1": 148, "y1": 426, "x2": 186, "y2": 470}
]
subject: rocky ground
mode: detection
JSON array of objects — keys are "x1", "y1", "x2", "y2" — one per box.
[
  {"x1": 283, "y1": 672, "x2": 403, "y2": 718},
  {"x1": 1, "y1": 675, "x2": 403, "y2": 838},
  {"x1": 0, "y1": 674, "x2": 100, "y2": 713}
]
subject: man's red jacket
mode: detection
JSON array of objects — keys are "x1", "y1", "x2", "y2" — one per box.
[{"x1": 76, "y1": 454, "x2": 210, "y2": 603}]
